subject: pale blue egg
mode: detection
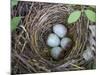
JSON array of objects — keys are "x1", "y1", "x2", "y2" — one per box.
[
  {"x1": 47, "y1": 33, "x2": 60, "y2": 47},
  {"x1": 53, "y1": 24, "x2": 67, "y2": 38}
]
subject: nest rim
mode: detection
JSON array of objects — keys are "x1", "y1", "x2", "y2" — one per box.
[{"x1": 27, "y1": 4, "x2": 88, "y2": 65}]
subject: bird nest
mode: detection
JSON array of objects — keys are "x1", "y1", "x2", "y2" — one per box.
[
  {"x1": 26, "y1": 4, "x2": 88, "y2": 69},
  {"x1": 12, "y1": 2, "x2": 91, "y2": 74}
]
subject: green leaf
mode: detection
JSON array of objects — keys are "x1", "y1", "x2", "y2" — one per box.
[
  {"x1": 11, "y1": 0, "x2": 18, "y2": 7},
  {"x1": 68, "y1": 10, "x2": 81, "y2": 24},
  {"x1": 11, "y1": 17, "x2": 21, "y2": 31},
  {"x1": 85, "y1": 10, "x2": 96, "y2": 22}
]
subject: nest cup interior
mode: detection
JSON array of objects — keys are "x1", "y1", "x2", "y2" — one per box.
[{"x1": 30, "y1": 5, "x2": 87, "y2": 64}]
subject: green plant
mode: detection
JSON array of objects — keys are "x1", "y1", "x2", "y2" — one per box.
[
  {"x1": 11, "y1": 17, "x2": 21, "y2": 31},
  {"x1": 85, "y1": 9, "x2": 96, "y2": 22},
  {"x1": 11, "y1": 0, "x2": 18, "y2": 7},
  {"x1": 11, "y1": 0, "x2": 21, "y2": 31},
  {"x1": 67, "y1": 6, "x2": 96, "y2": 24},
  {"x1": 68, "y1": 10, "x2": 81, "y2": 24}
]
